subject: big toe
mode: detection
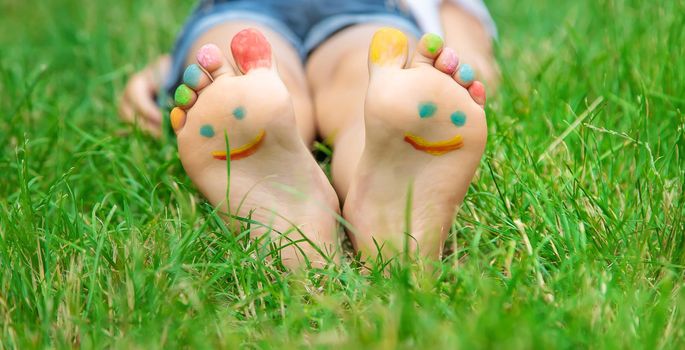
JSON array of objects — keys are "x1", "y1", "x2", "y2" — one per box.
[
  {"x1": 368, "y1": 27, "x2": 409, "y2": 70},
  {"x1": 230, "y1": 28, "x2": 274, "y2": 74}
]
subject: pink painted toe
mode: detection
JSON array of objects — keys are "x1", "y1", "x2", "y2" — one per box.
[
  {"x1": 196, "y1": 44, "x2": 224, "y2": 72},
  {"x1": 468, "y1": 81, "x2": 486, "y2": 106},
  {"x1": 231, "y1": 28, "x2": 273, "y2": 73},
  {"x1": 435, "y1": 48, "x2": 459, "y2": 76}
]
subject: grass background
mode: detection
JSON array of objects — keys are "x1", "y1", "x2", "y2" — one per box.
[{"x1": 1, "y1": 0, "x2": 684, "y2": 348}]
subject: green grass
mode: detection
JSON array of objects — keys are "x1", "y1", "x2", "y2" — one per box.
[{"x1": 1, "y1": 0, "x2": 684, "y2": 348}]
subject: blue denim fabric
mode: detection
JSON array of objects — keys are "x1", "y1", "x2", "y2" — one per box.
[{"x1": 163, "y1": 0, "x2": 422, "y2": 99}]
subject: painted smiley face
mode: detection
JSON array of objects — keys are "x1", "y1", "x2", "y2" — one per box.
[
  {"x1": 404, "y1": 102, "x2": 467, "y2": 155},
  {"x1": 210, "y1": 130, "x2": 265, "y2": 161},
  {"x1": 198, "y1": 106, "x2": 266, "y2": 161}
]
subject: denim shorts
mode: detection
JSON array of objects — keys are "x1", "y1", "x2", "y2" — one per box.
[{"x1": 163, "y1": 0, "x2": 423, "y2": 99}]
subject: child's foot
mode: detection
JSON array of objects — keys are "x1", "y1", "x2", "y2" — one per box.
[
  {"x1": 170, "y1": 29, "x2": 340, "y2": 268},
  {"x1": 344, "y1": 29, "x2": 487, "y2": 262}
]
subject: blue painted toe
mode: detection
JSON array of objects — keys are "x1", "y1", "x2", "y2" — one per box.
[
  {"x1": 458, "y1": 64, "x2": 475, "y2": 83},
  {"x1": 183, "y1": 64, "x2": 203, "y2": 89}
]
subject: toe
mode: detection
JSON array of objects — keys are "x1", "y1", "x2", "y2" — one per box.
[
  {"x1": 468, "y1": 81, "x2": 486, "y2": 106},
  {"x1": 174, "y1": 84, "x2": 197, "y2": 109},
  {"x1": 170, "y1": 107, "x2": 187, "y2": 133},
  {"x1": 410, "y1": 33, "x2": 444, "y2": 68},
  {"x1": 455, "y1": 63, "x2": 476, "y2": 87},
  {"x1": 196, "y1": 43, "x2": 235, "y2": 79},
  {"x1": 368, "y1": 27, "x2": 409, "y2": 69},
  {"x1": 230, "y1": 28, "x2": 274, "y2": 74},
  {"x1": 434, "y1": 47, "x2": 459, "y2": 76},
  {"x1": 183, "y1": 64, "x2": 211, "y2": 90}
]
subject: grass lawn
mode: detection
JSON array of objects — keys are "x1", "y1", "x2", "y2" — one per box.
[{"x1": 1, "y1": 0, "x2": 684, "y2": 348}]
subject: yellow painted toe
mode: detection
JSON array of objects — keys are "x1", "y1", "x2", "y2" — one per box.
[
  {"x1": 170, "y1": 107, "x2": 186, "y2": 132},
  {"x1": 369, "y1": 28, "x2": 409, "y2": 67}
]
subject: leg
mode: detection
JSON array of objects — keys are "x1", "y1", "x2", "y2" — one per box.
[
  {"x1": 309, "y1": 27, "x2": 488, "y2": 262},
  {"x1": 173, "y1": 26, "x2": 340, "y2": 268}
]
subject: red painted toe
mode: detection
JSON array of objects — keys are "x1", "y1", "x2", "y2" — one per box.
[
  {"x1": 230, "y1": 28, "x2": 273, "y2": 73},
  {"x1": 468, "y1": 81, "x2": 486, "y2": 106}
]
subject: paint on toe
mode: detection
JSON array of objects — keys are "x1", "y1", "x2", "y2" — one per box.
[
  {"x1": 450, "y1": 111, "x2": 467, "y2": 127},
  {"x1": 183, "y1": 64, "x2": 203, "y2": 88},
  {"x1": 175, "y1": 84, "x2": 193, "y2": 107},
  {"x1": 369, "y1": 28, "x2": 408, "y2": 66},
  {"x1": 200, "y1": 124, "x2": 215, "y2": 138},
  {"x1": 233, "y1": 106, "x2": 246, "y2": 120},
  {"x1": 438, "y1": 48, "x2": 459, "y2": 75},
  {"x1": 197, "y1": 44, "x2": 222, "y2": 69},
  {"x1": 468, "y1": 81, "x2": 487, "y2": 105},
  {"x1": 418, "y1": 102, "x2": 438, "y2": 118},
  {"x1": 170, "y1": 107, "x2": 186, "y2": 131},
  {"x1": 423, "y1": 33, "x2": 443, "y2": 55},
  {"x1": 231, "y1": 29, "x2": 272, "y2": 73},
  {"x1": 458, "y1": 64, "x2": 475, "y2": 83}
]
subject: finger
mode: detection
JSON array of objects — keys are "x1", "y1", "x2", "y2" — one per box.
[
  {"x1": 118, "y1": 97, "x2": 135, "y2": 122},
  {"x1": 143, "y1": 118, "x2": 162, "y2": 138},
  {"x1": 149, "y1": 55, "x2": 172, "y2": 90},
  {"x1": 130, "y1": 76, "x2": 164, "y2": 125},
  {"x1": 121, "y1": 86, "x2": 163, "y2": 137},
  {"x1": 138, "y1": 91, "x2": 163, "y2": 126}
]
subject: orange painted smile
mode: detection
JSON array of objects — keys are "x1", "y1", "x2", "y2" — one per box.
[
  {"x1": 212, "y1": 130, "x2": 266, "y2": 161},
  {"x1": 403, "y1": 132, "x2": 463, "y2": 155}
]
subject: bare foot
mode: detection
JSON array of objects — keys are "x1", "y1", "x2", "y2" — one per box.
[
  {"x1": 344, "y1": 29, "x2": 487, "y2": 262},
  {"x1": 170, "y1": 29, "x2": 340, "y2": 268}
]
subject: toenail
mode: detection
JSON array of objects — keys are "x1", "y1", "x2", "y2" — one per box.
[
  {"x1": 170, "y1": 107, "x2": 187, "y2": 131},
  {"x1": 418, "y1": 102, "x2": 438, "y2": 118},
  {"x1": 232, "y1": 106, "x2": 246, "y2": 120},
  {"x1": 231, "y1": 29, "x2": 273, "y2": 72},
  {"x1": 199, "y1": 124, "x2": 215, "y2": 138},
  {"x1": 458, "y1": 64, "x2": 475, "y2": 83},
  {"x1": 197, "y1": 44, "x2": 221, "y2": 68},
  {"x1": 423, "y1": 33, "x2": 443, "y2": 54},
  {"x1": 450, "y1": 111, "x2": 467, "y2": 127},
  {"x1": 183, "y1": 64, "x2": 203, "y2": 88},
  {"x1": 439, "y1": 48, "x2": 459, "y2": 75},
  {"x1": 175, "y1": 84, "x2": 193, "y2": 106},
  {"x1": 369, "y1": 28, "x2": 408, "y2": 66}
]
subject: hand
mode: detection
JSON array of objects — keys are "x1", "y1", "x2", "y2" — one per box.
[{"x1": 119, "y1": 55, "x2": 171, "y2": 137}]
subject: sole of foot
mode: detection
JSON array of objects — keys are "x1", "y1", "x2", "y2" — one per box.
[
  {"x1": 170, "y1": 28, "x2": 340, "y2": 269},
  {"x1": 344, "y1": 28, "x2": 488, "y2": 263}
]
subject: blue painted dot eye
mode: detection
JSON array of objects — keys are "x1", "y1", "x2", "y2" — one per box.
[
  {"x1": 199, "y1": 124, "x2": 215, "y2": 138},
  {"x1": 450, "y1": 111, "x2": 466, "y2": 127},
  {"x1": 233, "y1": 106, "x2": 246, "y2": 120},
  {"x1": 418, "y1": 102, "x2": 437, "y2": 118}
]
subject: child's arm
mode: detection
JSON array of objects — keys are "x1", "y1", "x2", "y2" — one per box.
[{"x1": 118, "y1": 55, "x2": 171, "y2": 137}]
